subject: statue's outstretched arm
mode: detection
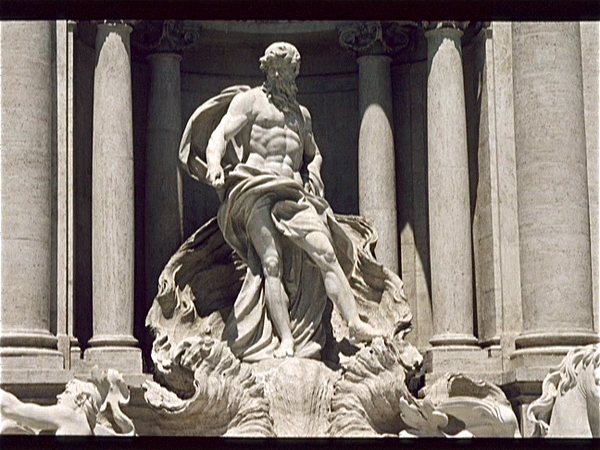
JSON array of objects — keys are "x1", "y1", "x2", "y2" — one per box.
[
  {"x1": 0, "y1": 389, "x2": 64, "y2": 432},
  {"x1": 300, "y1": 106, "x2": 325, "y2": 197}
]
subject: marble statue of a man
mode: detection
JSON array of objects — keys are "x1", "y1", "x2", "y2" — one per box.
[
  {"x1": 202, "y1": 42, "x2": 379, "y2": 358},
  {"x1": 175, "y1": 42, "x2": 398, "y2": 362}
]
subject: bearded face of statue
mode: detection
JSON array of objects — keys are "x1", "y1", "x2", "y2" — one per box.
[{"x1": 260, "y1": 43, "x2": 301, "y2": 111}]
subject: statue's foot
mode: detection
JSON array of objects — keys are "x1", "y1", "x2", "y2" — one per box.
[
  {"x1": 274, "y1": 339, "x2": 294, "y2": 358},
  {"x1": 348, "y1": 320, "x2": 380, "y2": 344}
]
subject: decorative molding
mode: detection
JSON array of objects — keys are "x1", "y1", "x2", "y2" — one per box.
[
  {"x1": 131, "y1": 20, "x2": 201, "y2": 54},
  {"x1": 338, "y1": 21, "x2": 419, "y2": 57},
  {"x1": 421, "y1": 21, "x2": 471, "y2": 33},
  {"x1": 422, "y1": 22, "x2": 488, "y2": 46},
  {"x1": 94, "y1": 20, "x2": 138, "y2": 29}
]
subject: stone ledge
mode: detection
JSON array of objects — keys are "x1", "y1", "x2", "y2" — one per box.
[
  {"x1": 424, "y1": 345, "x2": 503, "y2": 374},
  {"x1": 0, "y1": 348, "x2": 64, "y2": 370},
  {"x1": 0, "y1": 368, "x2": 73, "y2": 385},
  {"x1": 424, "y1": 370, "x2": 504, "y2": 387},
  {"x1": 0, "y1": 369, "x2": 74, "y2": 401}
]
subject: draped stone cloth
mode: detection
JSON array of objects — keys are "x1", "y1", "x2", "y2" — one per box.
[
  {"x1": 146, "y1": 86, "x2": 411, "y2": 364},
  {"x1": 217, "y1": 163, "x2": 357, "y2": 361}
]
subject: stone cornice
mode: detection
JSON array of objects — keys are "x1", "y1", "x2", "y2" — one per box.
[
  {"x1": 131, "y1": 20, "x2": 201, "y2": 54},
  {"x1": 338, "y1": 21, "x2": 419, "y2": 57}
]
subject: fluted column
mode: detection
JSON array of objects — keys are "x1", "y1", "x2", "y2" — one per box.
[
  {"x1": 357, "y1": 55, "x2": 398, "y2": 273},
  {"x1": 425, "y1": 22, "x2": 477, "y2": 347},
  {"x1": 132, "y1": 21, "x2": 200, "y2": 308},
  {"x1": 339, "y1": 22, "x2": 416, "y2": 274},
  {"x1": 0, "y1": 21, "x2": 63, "y2": 370},
  {"x1": 511, "y1": 22, "x2": 597, "y2": 351},
  {"x1": 84, "y1": 21, "x2": 141, "y2": 372}
]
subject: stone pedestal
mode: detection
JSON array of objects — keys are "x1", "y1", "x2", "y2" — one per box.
[
  {"x1": 0, "y1": 21, "x2": 65, "y2": 378},
  {"x1": 84, "y1": 21, "x2": 142, "y2": 374},
  {"x1": 145, "y1": 52, "x2": 184, "y2": 307},
  {"x1": 357, "y1": 55, "x2": 399, "y2": 274},
  {"x1": 425, "y1": 24, "x2": 477, "y2": 349},
  {"x1": 510, "y1": 22, "x2": 598, "y2": 372}
]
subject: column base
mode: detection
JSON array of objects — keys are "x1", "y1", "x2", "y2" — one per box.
[
  {"x1": 515, "y1": 330, "x2": 599, "y2": 349},
  {"x1": 509, "y1": 331, "x2": 599, "y2": 384},
  {"x1": 87, "y1": 334, "x2": 139, "y2": 347},
  {"x1": 84, "y1": 345, "x2": 143, "y2": 374},
  {"x1": 429, "y1": 333, "x2": 479, "y2": 347},
  {"x1": 0, "y1": 330, "x2": 59, "y2": 349}
]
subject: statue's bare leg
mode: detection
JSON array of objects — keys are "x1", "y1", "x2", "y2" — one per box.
[
  {"x1": 247, "y1": 209, "x2": 294, "y2": 357},
  {"x1": 295, "y1": 231, "x2": 380, "y2": 343}
]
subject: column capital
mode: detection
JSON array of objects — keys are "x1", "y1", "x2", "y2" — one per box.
[
  {"x1": 131, "y1": 20, "x2": 201, "y2": 55},
  {"x1": 422, "y1": 21, "x2": 470, "y2": 34},
  {"x1": 338, "y1": 21, "x2": 418, "y2": 58},
  {"x1": 66, "y1": 20, "x2": 77, "y2": 34},
  {"x1": 93, "y1": 20, "x2": 137, "y2": 32},
  {"x1": 423, "y1": 22, "x2": 488, "y2": 45}
]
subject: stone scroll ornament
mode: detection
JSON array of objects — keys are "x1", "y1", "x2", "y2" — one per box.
[
  {"x1": 527, "y1": 344, "x2": 600, "y2": 438},
  {"x1": 143, "y1": 44, "x2": 520, "y2": 436},
  {"x1": 0, "y1": 368, "x2": 135, "y2": 436}
]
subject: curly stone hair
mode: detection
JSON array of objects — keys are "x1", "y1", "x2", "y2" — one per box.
[
  {"x1": 259, "y1": 42, "x2": 301, "y2": 76},
  {"x1": 64, "y1": 379, "x2": 102, "y2": 430}
]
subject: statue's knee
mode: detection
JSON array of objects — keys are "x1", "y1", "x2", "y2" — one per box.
[
  {"x1": 263, "y1": 257, "x2": 281, "y2": 278},
  {"x1": 314, "y1": 247, "x2": 336, "y2": 267},
  {"x1": 323, "y1": 249, "x2": 336, "y2": 264}
]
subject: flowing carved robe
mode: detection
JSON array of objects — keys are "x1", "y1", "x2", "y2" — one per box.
[{"x1": 146, "y1": 86, "x2": 411, "y2": 365}]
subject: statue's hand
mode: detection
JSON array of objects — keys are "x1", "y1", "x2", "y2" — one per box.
[
  {"x1": 303, "y1": 180, "x2": 314, "y2": 195},
  {"x1": 206, "y1": 164, "x2": 225, "y2": 189}
]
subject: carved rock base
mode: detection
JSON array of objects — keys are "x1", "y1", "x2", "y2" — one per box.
[{"x1": 138, "y1": 335, "x2": 519, "y2": 437}]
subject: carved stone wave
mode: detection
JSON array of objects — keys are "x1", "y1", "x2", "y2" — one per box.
[{"x1": 143, "y1": 336, "x2": 274, "y2": 436}]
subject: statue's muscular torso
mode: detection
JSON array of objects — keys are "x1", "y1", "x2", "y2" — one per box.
[
  {"x1": 206, "y1": 86, "x2": 320, "y2": 190},
  {"x1": 238, "y1": 88, "x2": 307, "y2": 183}
]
